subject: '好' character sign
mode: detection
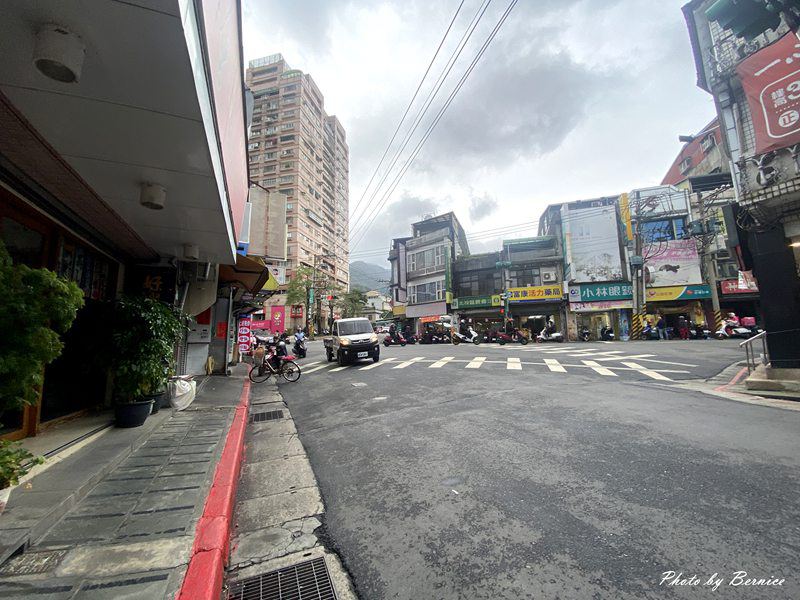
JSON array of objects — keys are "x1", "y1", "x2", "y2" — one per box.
[{"x1": 737, "y1": 31, "x2": 800, "y2": 154}]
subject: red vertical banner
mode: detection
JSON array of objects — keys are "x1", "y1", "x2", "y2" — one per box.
[
  {"x1": 737, "y1": 31, "x2": 800, "y2": 153},
  {"x1": 238, "y1": 318, "x2": 251, "y2": 353},
  {"x1": 271, "y1": 306, "x2": 285, "y2": 333}
]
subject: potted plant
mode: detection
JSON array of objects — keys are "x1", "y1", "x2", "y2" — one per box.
[
  {"x1": 0, "y1": 242, "x2": 83, "y2": 503},
  {"x1": 110, "y1": 296, "x2": 186, "y2": 427}
]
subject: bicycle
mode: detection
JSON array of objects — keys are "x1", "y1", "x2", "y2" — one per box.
[{"x1": 248, "y1": 346, "x2": 301, "y2": 383}]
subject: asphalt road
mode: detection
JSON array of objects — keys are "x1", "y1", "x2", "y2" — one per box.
[{"x1": 280, "y1": 340, "x2": 800, "y2": 599}]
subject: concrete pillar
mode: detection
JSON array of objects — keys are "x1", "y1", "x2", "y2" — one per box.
[{"x1": 748, "y1": 225, "x2": 800, "y2": 369}]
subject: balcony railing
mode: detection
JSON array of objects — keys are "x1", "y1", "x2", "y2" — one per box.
[
  {"x1": 406, "y1": 263, "x2": 445, "y2": 279},
  {"x1": 406, "y1": 230, "x2": 448, "y2": 250}
]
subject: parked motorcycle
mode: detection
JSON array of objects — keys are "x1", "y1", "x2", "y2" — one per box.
[
  {"x1": 579, "y1": 325, "x2": 591, "y2": 342},
  {"x1": 688, "y1": 323, "x2": 710, "y2": 340},
  {"x1": 600, "y1": 325, "x2": 615, "y2": 341},
  {"x1": 641, "y1": 325, "x2": 660, "y2": 340},
  {"x1": 715, "y1": 319, "x2": 754, "y2": 340},
  {"x1": 536, "y1": 329, "x2": 564, "y2": 343},
  {"x1": 452, "y1": 326, "x2": 481, "y2": 345}
]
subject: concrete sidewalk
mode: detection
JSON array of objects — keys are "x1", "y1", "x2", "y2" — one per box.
[
  {"x1": 0, "y1": 375, "x2": 245, "y2": 599},
  {"x1": 225, "y1": 379, "x2": 356, "y2": 599}
]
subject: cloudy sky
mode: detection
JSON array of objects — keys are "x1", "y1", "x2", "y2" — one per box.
[{"x1": 242, "y1": 0, "x2": 716, "y2": 267}]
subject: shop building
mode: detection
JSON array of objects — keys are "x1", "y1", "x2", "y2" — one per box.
[
  {"x1": 452, "y1": 251, "x2": 503, "y2": 330},
  {"x1": 0, "y1": 0, "x2": 254, "y2": 439},
  {"x1": 388, "y1": 213, "x2": 468, "y2": 333},
  {"x1": 683, "y1": 0, "x2": 800, "y2": 369},
  {"x1": 567, "y1": 283, "x2": 633, "y2": 341}
]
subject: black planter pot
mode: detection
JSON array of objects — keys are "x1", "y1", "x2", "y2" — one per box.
[
  {"x1": 143, "y1": 391, "x2": 167, "y2": 414},
  {"x1": 115, "y1": 400, "x2": 154, "y2": 428}
]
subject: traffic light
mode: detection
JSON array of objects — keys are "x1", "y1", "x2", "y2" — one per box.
[
  {"x1": 705, "y1": 0, "x2": 782, "y2": 42},
  {"x1": 499, "y1": 308, "x2": 505, "y2": 316}
]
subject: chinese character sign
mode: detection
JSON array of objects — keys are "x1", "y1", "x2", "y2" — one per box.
[
  {"x1": 508, "y1": 285, "x2": 563, "y2": 302},
  {"x1": 737, "y1": 31, "x2": 800, "y2": 154},
  {"x1": 238, "y1": 318, "x2": 251, "y2": 353},
  {"x1": 644, "y1": 240, "x2": 702, "y2": 287}
]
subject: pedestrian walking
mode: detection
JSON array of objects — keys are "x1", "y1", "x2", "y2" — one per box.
[
  {"x1": 656, "y1": 315, "x2": 667, "y2": 340},
  {"x1": 677, "y1": 315, "x2": 689, "y2": 340}
]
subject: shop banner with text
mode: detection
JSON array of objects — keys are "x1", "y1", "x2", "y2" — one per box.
[
  {"x1": 645, "y1": 284, "x2": 711, "y2": 302},
  {"x1": 570, "y1": 300, "x2": 633, "y2": 312},
  {"x1": 271, "y1": 305, "x2": 286, "y2": 332},
  {"x1": 508, "y1": 285, "x2": 563, "y2": 303},
  {"x1": 737, "y1": 31, "x2": 800, "y2": 154},
  {"x1": 568, "y1": 282, "x2": 633, "y2": 302},
  {"x1": 452, "y1": 295, "x2": 502, "y2": 310}
]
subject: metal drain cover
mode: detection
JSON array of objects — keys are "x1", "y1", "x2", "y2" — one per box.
[
  {"x1": 0, "y1": 549, "x2": 68, "y2": 575},
  {"x1": 228, "y1": 557, "x2": 337, "y2": 600},
  {"x1": 250, "y1": 410, "x2": 284, "y2": 423}
]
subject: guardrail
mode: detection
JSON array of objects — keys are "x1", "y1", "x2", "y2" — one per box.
[{"x1": 740, "y1": 331, "x2": 769, "y2": 373}]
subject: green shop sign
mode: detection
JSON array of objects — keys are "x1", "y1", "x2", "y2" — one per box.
[
  {"x1": 568, "y1": 282, "x2": 633, "y2": 302},
  {"x1": 452, "y1": 295, "x2": 502, "y2": 310}
]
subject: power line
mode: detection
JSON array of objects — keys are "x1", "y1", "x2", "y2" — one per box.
[
  {"x1": 349, "y1": 0, "x2": 494, "y2": 237},
  {"x1": 349, "y1": 0, "x2": 519, "y2": 250},
  {"x1": 348, "y1": 0, "x2": 465, "y2": 224}
]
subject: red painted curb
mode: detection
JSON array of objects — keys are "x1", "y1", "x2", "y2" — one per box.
[
  {"x1": 178, "y1": 379, "x2": 250, "y2": 600},
  {"x1": 714, "y1": 366, "x2": 748, "y2": 392}
]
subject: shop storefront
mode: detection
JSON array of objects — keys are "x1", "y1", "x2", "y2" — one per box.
[
  {"x1": 452, "y1": 295, "x2": 504, "y2": 333},
  {"x1": 718, "y1": 279, "x2": 761, "y2": 324},
  {"x1": 567, "y1": 282, "x2": 633, "y2": 341},
  {"x1": 407, "y1": 301, "x2": 448, "y2": 334},
  {"x1": 644, "y1": 284, "x2": 711, "y2": 333},
  {"x1": 507, "y1": 285, "x2": 565, "y2": 337}
]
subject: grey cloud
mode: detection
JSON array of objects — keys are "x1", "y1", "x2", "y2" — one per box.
[
  {"x1": 349, "y1": 192, "x2": 438, "y2": 265},
  {"x1": 243, "y1": 0, "x2": 334, "y2": 54},
  {"x1": 468, "y1": 192, "x2": 497, "y2": 221}
]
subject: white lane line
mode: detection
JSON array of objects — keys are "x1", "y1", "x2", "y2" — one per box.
[
  {"x1": 430, "y1": 356, "x2": 455, "y2": 368},
  {"x1": 298, "y1": 360, "x2": 321, "y2": 368},
  {"x1": 568, "y1": 350, "x2": 624, "y2": 358},
  {"x1": 360, "y1": 357, "x2": 397, "y2": 370},
  {"x1": 304, "y1": 363, "x2": 336, "y2": 374},
  {"x1": 393, "y1": 356, "x2": 425, "y2": 369},
  {"x1": 582, "y1": 360, "x2": 618, "y2": 376},
  {"x1": 506, "y1": 357, "x2": 522, "y2": 370},
  {"x1": 622, "y1": 361, "x2": 672, "y2": 381},
  {"x1": 594, "y1": 354, "x2": 656, "y2": 362},
  {"x1": 466, "y1": 356, "x2": 487, "y2": 369},
  {"x1": 329, "y1": 365, "x2": 351, "y2": 372},
  {"x1": 543, "y1": 358, "x2": 567, "y2": 373}
]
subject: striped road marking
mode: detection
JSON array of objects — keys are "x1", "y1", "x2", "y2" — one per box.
[
  {"x1": 430, "y1": 356, "x2": 455, "y2": 368},
  {"x1": 543, "y1": 358, "x2": 567, "y2": 373},
  {"x1": 622, "y1": 361, "x2": 672, "y2": 381},
  {"x1": 507, "y1": 357, "x2": 522, "y2": 370},
  {"x1": 466, "y1": 356, "x2": 487, "y2": 369},
  {"x1": 299, "y1": 361, "x2": 320, "y2": 368},
  {"x1": 582, "y1": 360, "x2": 617, "y2": 376},
  {"x1": 303, "y1": 363, "x2": 335, "y2": 374},
  {"x1": 329, "y1": 365, "x2": 351, "y2": 372},
  {"x1": 393, "y1": 356, "x2": 425, "y2": 369},
  {"x1": 568, "y1": 350, "x2": 624, "y2": 358},
  {"x1": 360, "y1": 357, "x2": 397, "y2": 370}
]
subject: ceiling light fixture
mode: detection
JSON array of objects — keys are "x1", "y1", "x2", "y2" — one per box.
[
  {"x1": 139, "y1": 182, "x2": 166, "y2": 210},
  {"x1": 33, "y1": 24, "x2": 85, "y2": 83}
]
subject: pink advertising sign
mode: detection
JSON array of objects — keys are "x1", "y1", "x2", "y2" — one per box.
[
  {"x1": 271, "y1": 306, "x2": 286, "y2": 333},
  {"x1": 644, "y1": 239, "x2": 702, "y2": 287}
]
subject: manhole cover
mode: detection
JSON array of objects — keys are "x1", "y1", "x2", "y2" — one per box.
[
  {"x1": 228, "y1": 556, "x2": 337, "y2": 600},
  {"x1": 0, "y1": 549, "x2": 68, "y2": 575},
  {"x1": 250, "y1": 410, "x2": 284, "y2": 423}
]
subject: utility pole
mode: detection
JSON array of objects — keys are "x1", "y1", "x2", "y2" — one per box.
[
  {"x1": 696, "y1": 191, "x2": 723, "y2": 333},
  {"x1": 629, "y1": 192, "x2": 645, "y2": 341}
]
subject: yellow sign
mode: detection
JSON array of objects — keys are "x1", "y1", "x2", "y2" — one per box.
[
  {"x1": 508, "y1": 285, "x2": 563, "y2": 302},
  {"x1": 645, "y1": 285, "x2": 711, "y2": 301},
  {"x1": 392, "y1": 305, "x2": 406, "y2": 316},
  {"x1": 491, "y1": 294, "x2": 502, "y2": 306}
]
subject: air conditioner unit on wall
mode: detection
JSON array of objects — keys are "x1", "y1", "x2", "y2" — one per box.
[{"x1": 542, "y1": 271, "x2": 556, "y2": 282}]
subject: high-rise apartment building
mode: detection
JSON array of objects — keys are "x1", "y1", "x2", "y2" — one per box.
[{"x1": 245, "y1": 54, "x2": 349, "y2": 323}]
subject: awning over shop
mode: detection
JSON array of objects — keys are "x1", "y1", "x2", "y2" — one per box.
[{"x1": 219, "y1": 254, "x2": 276, "y2": 295}]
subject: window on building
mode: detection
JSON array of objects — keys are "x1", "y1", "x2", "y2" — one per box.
[
  {"x1": 283, "y1": 110, "x2": 296, "y2": 118},
  {"x1": 408, "y1": 280, "x2": 444, "y2": 304},
  {"x1": 279, "y1": 175, "x2": 294, "y2": 183},
  {"x1": 279, "y1": 135, "x2": 295, "y2": 143},
  {"x1": 407, "y1": 245, "x2": 446, "y2": 272},
  {"x1": 265, "y1": 152, "x2": 276, "y2": 159},
  {"x1": 281, "y1": 162, "x2": 294, "y2": 170},
  {"x1": 455, "y1": 271, "x2": 502, "y2": 297},
  {"x1": 286, "y1": 203, "x2": 293, "y2": 210},
  {"x1": 247, "y1": 142, "x2": 260, "y2": 150},
  {"x1": 264, "y1": 177, "x2": 277, "y2": 185},
  {"x1": 263, "y1": 164, "x2": 276, "y2": 173},
  {"x1": 509, "y1": 267, "x2": 541, "y2": 288},
  {"x1": 280, "y1": 123, "x2": 295, "y2": 130},
  {"x1": 641, "y1": 218, "x2": 686, "y2": 242}
]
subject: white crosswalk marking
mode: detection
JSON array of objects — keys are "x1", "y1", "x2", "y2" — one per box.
[
  {"x1": 622, "y1": 361, "x2": 671, "y2": 381},
  {"x1": 393, "y1": 356, "x2": 425, "y2": 369},
  {"x1": 466, "y1": 356, "x2": 486, "y2": 369},
  {"x1": 430, "y1": 356, "x2": 454, "y2": 368},
  {"x1": 360, "y1": 357, "x2": 397, "y2": 370},
  {"x1": 582, "y1": 360, "x2": 617, "y2": 376},
  {"x1": 303, "y1": 363, "x2": 335, "y2": 374},
  {"x1": 506, "y1": 357, "x2": 522, "y2": 370},
  {"x1": 544, "y1": 358, "x2": 567, "y2": 373},
  {"x1": 594, "y1": 353, "x2": 656, "y2": 362},
  {"x1": 568, "y1": 350, "x2": 623, "y2": 358},
  {"x1": 300, "y1": 361, "x2": 320, "y2": 367},
  {"x1": 329, "y1": 365, "x2": 350, "y2": 372}
]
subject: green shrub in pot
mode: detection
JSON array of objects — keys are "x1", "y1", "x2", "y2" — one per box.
[
  {"x1": 110, "y1": 296, "x2": 187, "y2": 425},
  {"x1": 0, "y1": 243, "x2": 83, "y2": 488}
]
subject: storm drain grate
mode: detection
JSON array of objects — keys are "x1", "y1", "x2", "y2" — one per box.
[
  {"x1": 228, "y1": 557, "x2": 337, "y2": 600},
  {"x1": 250, "y1": 410, "x2": 284, "y2": 423},
  {"x1": 0, "y1": 549, "x2": 68, "y2": 576}
]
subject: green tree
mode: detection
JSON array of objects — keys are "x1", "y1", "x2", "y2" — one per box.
[
  {"x1": 0, "y1": 243, "x2": 84, "y2": 487},
  {"x1": 338, "y1": 289, "x2": 367, "y2": 318},
  {"x1": 285, "y1": 266, "x2": 316, "y2": 311}
]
